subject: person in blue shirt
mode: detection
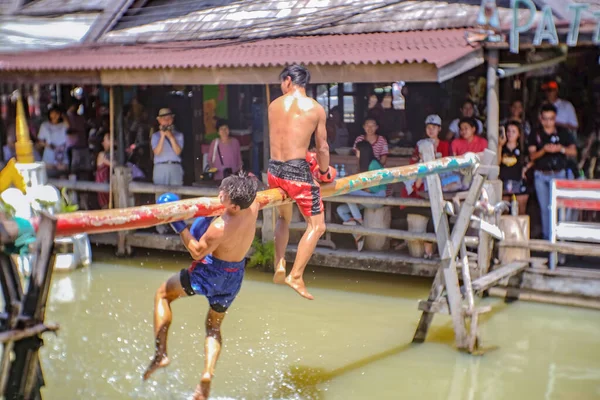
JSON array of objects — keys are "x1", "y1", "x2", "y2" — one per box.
[{"x1": 336, "y1": 140, "x2": 387, "y2": 251}]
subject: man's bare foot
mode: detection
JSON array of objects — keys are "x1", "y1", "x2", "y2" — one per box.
[
  {"x1": 285, "y1": 275, "x2": 314, "y2": 300},
  {"x1": 142, "y1": 354, "x2": 170, "y2": 381},
  {"x1": 192, "y1": 372, "x2": 212, "y2": 400},
  {"x1": 273, "y1": 260, "x2": 286, "y2": 284}
]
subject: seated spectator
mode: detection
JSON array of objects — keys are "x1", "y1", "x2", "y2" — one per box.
[
  {"x1": 498, "y1": 121, "x2": 528, "y2": 214},
  {"x1": 208, "y1": 119, "x2": 242, "y2": 181},
  {"x1": 95, "y1": 132, "x2": 112, "y2": 209},
  {"x1": 353, "y1": 117, "x2": 389, "y2": 165},
  {"x1": 336, "y1": 141, "x2": 387, "y2": 251},
  {"x1": 400, "y1": 114, "x2": 459, "y2": 258},
  {"x1": 451, "y1": 117, "x2": 488, "y2": 156},
  {"x1": 38, "y1": 105, "x2": 69, "y2": 178},
  {"x1": 500, "y1": 99, "x2": 531, "y2": 139},
  {"x1": 447, "y1": 99, "x2": 484, "y2": 141}
]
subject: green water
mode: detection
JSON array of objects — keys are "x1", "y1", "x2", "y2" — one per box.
[{"x1": 39, "y1": 250, "x2": 600, "y2": 400}]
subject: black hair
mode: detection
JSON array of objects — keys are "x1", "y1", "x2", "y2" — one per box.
[
  {"x1": 505, "y1": 120, "x2": 523, "y2": 137},
  {"x1": 458, "y1": 117, "x2": 477, "y2": 130},
  {"x1": 47, "y1": 105, "x2": 63, "y2": 122},
  {"x1": 363, "y1": 116, "x2": 378, "y2": 125},
  {"x1": 219, "y1": 171, "x2": 258, "y2": 210},
  {"x1": 540, "y1": 103, "x2": 557, "y2": 115},
  {"x1": 216, "y1": 119, "x2": 229, "y2": 131},
  {"x1": 279, "y1": 64, "x2": 310, "y2": 87},
  {"x1": 356, "y1": 140, "x2": 376, "y2": 173},
  {"x1": 461, "y1": 99, "x2": 476, "y2": 109}
]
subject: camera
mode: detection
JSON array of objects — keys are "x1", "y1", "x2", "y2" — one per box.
[{"x1": 160, "y1": 124, "x2": 172, "y2": 132}]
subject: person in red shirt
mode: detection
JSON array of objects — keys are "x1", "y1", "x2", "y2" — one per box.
[
  {"x1": 400, "y1": 115, "x2": 456, "y2": 258},
  {"x1": 451, "y1": 117, "x2": 488, "y2": 156}
]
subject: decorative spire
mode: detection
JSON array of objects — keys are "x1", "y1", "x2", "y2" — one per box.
[{"x1": 12, "y1": 90, "x2": 34, "y2": 164}]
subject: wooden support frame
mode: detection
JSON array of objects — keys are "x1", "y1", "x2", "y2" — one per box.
[
  {"x1": 412, "y1": 141, "x2": 496, "y2": 352},
  {"x1": 0, "y1": 213, "x2": 58, "y2": 399}
]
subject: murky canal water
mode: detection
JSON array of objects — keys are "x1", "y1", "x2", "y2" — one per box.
[{"x1": 39, "y1": 249, "x2": 600, "y2": 400}]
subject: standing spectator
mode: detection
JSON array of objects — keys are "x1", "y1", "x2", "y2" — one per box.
[
  {"x1": 353, "y1": 117, "x2": 389, "y2": 165},
  {"x1": 543, "y1": 80, "x2": 578, "y2": 133},
  {"x1": 65, "y1": 100, "x2": 87, "y2": 149},
  {"x1": 500, "y1": 99, "x2": 531, "y2": 139},
  {"x1": 451, "y1": 117, "x2": 488, "y2": 156},
  {"x1": 95, "y1": 132, "x2": 112, "y2": 209},
  {"x1": 336, "y1": 140, "x2": 387, "y2": 251},
  {"x1": 498, "y1": 121, "x2": 528, "y2": 214},
  {"x1": 447, "y1": 99, "x2": 484, "y2": 141},
  {"x1": 528, "y1": 104, "x2": 577, "y2": 240},
  {"x1": 38, "y1": 105, "x2": 69, "y2": 178},
  {"x1": 151, "y1": 108, "x2": 184, "y2": 233},
  {"x1": 326, "y1": 106, "x2": 349, "y2": 151},
  {"x1": 208, "y1": 120, "x2": 242, "y2": 181}
]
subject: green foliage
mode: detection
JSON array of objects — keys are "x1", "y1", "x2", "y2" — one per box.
[
  {"x1": 203, "y1": 133, "x2": 219, "y2": 144},
  {"x1": 247, "y1": 238, "x2": 275, "y2": 269}
]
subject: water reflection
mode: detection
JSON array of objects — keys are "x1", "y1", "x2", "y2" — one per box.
[{"x1": 39, "y1": 250, "x2": 600, "y2": 400}]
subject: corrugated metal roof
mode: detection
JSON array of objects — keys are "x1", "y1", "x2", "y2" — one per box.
[
  {"x1": 0, "y1": 29, "x2": 478, "y2": 71},
  {"x1": 103, "y1": 0, "x2": 539, "y2": 44}
]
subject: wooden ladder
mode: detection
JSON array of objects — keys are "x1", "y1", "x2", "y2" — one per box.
[{"x1": 412, "y1": 141, "x2": 496, "y2": 353}]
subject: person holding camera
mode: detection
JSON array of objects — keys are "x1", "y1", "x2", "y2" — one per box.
[
  {"x1": 152, "y1": 108, "x2": 184, "y2": 232},
  {"x1": 208, "y1": 119, "x2": 242, "y2": 181}
]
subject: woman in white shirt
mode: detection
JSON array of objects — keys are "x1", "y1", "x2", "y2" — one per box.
[{"x1": 38, "y1": 106, "x2": 69, "y2": 177}]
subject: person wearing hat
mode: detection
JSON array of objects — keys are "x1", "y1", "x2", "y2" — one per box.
[
  {"x1": 151, "y1": 108, "x2": 184, "y2": 232},
  {"x1": 400, "y1": 114, "x2": 457, "y2": 258},
  {"x1": 543, "y1": 80, "x2": 578, "y2": 133}
]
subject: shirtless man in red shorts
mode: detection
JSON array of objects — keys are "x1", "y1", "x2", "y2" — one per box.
[{"x1": 268, "y1": 64, "x2": 336, "y2": 300}]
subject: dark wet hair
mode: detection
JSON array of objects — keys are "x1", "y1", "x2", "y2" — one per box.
[
  {"x1": 356, "y1": 140, "x2": 376, "y2": 173},
  {"x1": 216, "y1": 119, "x2": 229, "y2": 131},
  {"x1": 540, "y1": 103, "x2": 557, "y2": 115},
  {"x1": 458, "y1": 117, "x2": 477, "y2": 130},
  {"x1": 279, "y1": 64, "x2": 310, "y2": 87},
  {"x1": 220, "y1": 172, "x2": 258, "y2": 210}
]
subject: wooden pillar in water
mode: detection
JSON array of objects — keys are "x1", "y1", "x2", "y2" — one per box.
[{"x1": 113, "y1": 166, "x2": 134, "y2": 256}]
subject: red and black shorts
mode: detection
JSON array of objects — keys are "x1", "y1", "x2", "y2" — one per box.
[{"x1": 267, "y1": 159, "x2": 323, "y2": 217}]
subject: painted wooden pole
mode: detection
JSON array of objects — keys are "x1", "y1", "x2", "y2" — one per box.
[{"x1": 37, "y1": 153, "x2": 479, "y2": 237}]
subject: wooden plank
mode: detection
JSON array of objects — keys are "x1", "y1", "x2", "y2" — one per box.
[
  {"x1": 289, "y1": 222, "x2": 437, "y2": 242},
  {"x1": 556, "y1": 199, "x2": 600, "y2": 211},
  {"x1": 556, "y1": 222, "x2": 600, "y2": 242},
  {"x1": 478, "y1": 180, "x2": 502, "y2": 276},
  {"x1": 417, "y1": 300, "x2": 492, "y2": 316},
  {"x1": 285, "y1": 245, "x2": 439, "y2": 276},
  {"x1": 488, "y1": 287, "x2": 600, "y2": 310},
  {"x1": 499, "y1": 239, "x2": 600, "y2": 257},
  {"x1": 471, "y1": 261, "x2": 528, "y2": 292},
  {"x1": 413, "y1": 140, "x2": 470, "y2": 348},
  {"x1": 554, "y1": 179, "x2": 600, "y2": 190}
]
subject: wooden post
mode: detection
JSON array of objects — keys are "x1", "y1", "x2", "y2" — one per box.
[
  {"x1": 486, "y1": 49, "x2": 500, "y2": 158},
  {"x1": 412, "y1": 140, "x2": 469, "y2": 349},
  {"x1": 263, "y1": 85, "x2": 271, "y2": 175},
  {"x1": 477, "y1": 179, "x2": 502, "y2": 277},
  {"x1": 0, "y1": 213, "x2": 57, "y2": 399},
  {"x1": 113, "y1": 166, "x2": 133, "y2": 256}
]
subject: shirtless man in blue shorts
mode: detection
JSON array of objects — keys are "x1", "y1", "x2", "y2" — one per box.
[{"x1": 143, "y1": 173, "x2": 259, "y2": 400}]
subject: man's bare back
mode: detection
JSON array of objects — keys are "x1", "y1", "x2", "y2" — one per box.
[
  {"x1": 211, "y1": 203, "x2": 259, "y2": 262},
  {"x1": 269, "y1": 92, "x2": 325, "y2": 162}
]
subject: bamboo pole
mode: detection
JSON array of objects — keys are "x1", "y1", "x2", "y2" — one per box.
[{"x1": 38, "y1": 152, "x2": 480, "y2": 236}]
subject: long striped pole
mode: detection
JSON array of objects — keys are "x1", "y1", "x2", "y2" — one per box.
[{"x1": 40, "y1": 152, "x2": 479, "y2": 237}]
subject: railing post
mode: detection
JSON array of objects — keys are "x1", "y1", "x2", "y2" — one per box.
[
  {"x1": 477, "y1": 179, "x2": 502, "y2": 277},
  {"x1": 112, "y1": 166, "x2": 133, "y2": 256}
]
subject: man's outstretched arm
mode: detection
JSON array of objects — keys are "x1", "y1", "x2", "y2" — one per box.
[{"x1": 180, "y1": 220, "x2": 224, "y2": 260}]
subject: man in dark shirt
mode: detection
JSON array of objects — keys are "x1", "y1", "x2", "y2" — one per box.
[{"x1": 528, "y1": 103, "x2": 577, "y2": 240}]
